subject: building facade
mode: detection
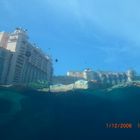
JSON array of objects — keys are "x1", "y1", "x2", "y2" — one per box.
[
  {"x1": 67, "y1": 68, "x2": 136, "y2": 85},
  {"x1": 0, "y1": 28, "x2": 53, "y2": 85},
  {"x1": 0, "y1": 32, "x2": 9, "y2": 48},
  {"x1": 67, "y1": 71, "x2": 84, "y2": 79},
  {"x1": 0, "y1": 47, "x2": 12, "y2": 84}
]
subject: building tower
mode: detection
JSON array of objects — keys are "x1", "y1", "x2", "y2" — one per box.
[{"x1": 0, "y1": 28, "x2": 53, "y2": 85}]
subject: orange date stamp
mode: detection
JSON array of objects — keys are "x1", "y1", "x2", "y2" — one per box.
[
  {"x1": 106, "y1": 123, "x2": 132, "y2": 129},
  {"x1": 106, "y1": 122, "x2": 140, "y2": 129}
]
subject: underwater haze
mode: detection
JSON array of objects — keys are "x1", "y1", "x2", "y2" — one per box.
[{"x1": 0, "y1": 87, "x2": 140, "y2": 140}]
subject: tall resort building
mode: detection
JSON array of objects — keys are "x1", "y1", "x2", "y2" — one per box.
[{"x1": 0, "y1": 28, "x2": 53, "y2": 85}]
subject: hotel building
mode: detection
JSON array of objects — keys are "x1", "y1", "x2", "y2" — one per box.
[
  {"x1": 0, "y1": 28, "x2": 53, "y2": 85},
  {"x1": 67, "y1": 68, "x2": 136, "y2": 85}
]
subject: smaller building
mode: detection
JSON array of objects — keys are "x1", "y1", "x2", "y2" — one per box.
[
  {"x1": 67, "y1": 71, "x2": 84, "y2": 79},
  {"x1": 127, "y1": 70, "x2": 136, "y2": 82},
  {"x1": 67, "y1": 68, "x2": 136, "y2": 85}
]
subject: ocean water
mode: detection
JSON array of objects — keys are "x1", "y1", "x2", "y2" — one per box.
[{"x1": 0, "y1": 86, "x2": 140, "y2": 140}]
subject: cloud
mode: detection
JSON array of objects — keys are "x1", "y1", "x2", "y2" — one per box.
[
  {"x1": 44, "y1": 0, "x2": 140, "y2": 45},
  {"x1": 2, "y1": 0, "x2": 140, "y2": 44}
]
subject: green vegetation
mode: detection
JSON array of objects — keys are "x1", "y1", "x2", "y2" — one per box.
[{"x1": 28, "y1": 80, "x2": 50, "y2": 89}]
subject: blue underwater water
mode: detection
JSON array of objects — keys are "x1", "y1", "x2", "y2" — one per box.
[{"x1": 0, "y1": 86, "x2": 140, "y2": 140}]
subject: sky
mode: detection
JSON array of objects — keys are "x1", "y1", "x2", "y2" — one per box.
[{"x1": 0, "y1": 0, "x2": 140, "y2": 75}]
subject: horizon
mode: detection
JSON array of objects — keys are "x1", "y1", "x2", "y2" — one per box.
[{"x1": 1, "y1": 0, "x2": 140, "y2": 75}]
